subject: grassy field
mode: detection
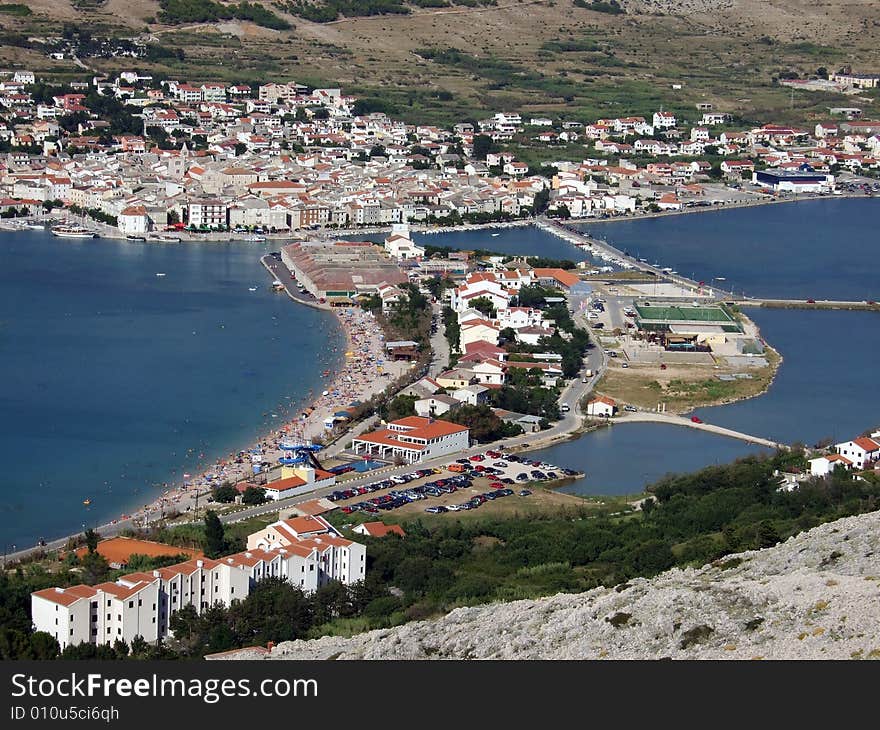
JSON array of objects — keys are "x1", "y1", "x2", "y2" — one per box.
[{"x1": 594, "y1": 346, "x2": 781, "y2": 412}]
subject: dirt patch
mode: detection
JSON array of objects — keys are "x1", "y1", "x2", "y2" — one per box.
[{"x1": 595, "y1": 347, "x2": 779, "y2": 413}]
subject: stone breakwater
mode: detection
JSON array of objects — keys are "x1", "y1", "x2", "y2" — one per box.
[{"x1": 222, "y1": 510, "x2": 880, "y2": 660}]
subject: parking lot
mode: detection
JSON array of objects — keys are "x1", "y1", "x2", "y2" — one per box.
[{"x1": 327, "y1": 449, "x2": 580, "y2": 517}]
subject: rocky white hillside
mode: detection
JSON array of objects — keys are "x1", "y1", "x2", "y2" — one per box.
[{"x1": 218, "y1": 510, "x2": 880, "y2": 660}]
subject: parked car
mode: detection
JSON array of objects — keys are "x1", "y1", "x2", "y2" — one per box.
[
  {"x1": 691, "y1": 415, "x2": 703, "y2": 423},
  {"x1": 425, "y1": 506, "x2": 448, "y2": 514},
  {"x1": 518, "y1": 489, "x2": 532, "y2": 497},
  {"x1": 624, "y1": 405, "x2": 638, "y2": 412}
]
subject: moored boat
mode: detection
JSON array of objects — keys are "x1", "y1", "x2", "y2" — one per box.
[{"x1": 51, "y1": 225, "x2": 97, "y2": 239}]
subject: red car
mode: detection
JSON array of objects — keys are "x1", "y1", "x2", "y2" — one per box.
[
  {"x1": 691, "y1": 415, "x2": 703, "y2": 424},
  {"x1": 806, "y1": 298, "x2": 816, "y2": 304},
  {"x1": 469, "y1": 454, "x2": 485, "y2": 461}
]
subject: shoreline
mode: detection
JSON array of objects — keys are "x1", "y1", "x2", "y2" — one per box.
[
  {"x1": 0, "y1": 192, "x2": 871, "y2": 244},
  {"x1": 3, "y1": 194, "x2": 872, "y2": 557},
  {"x1": 8, "y1": 302, "x2": 406, "y2": 559}
]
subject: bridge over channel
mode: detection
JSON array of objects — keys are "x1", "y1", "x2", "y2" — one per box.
[{"x1": 613, "y1": 411, "x2": 788, "y2": 450}]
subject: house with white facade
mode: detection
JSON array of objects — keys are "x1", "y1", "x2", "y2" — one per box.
[
  {"x1": 117, "y1": 204, "x2": 149, "y2": 235},
  {"x1": 383, "y1": 222, "x2": 425, "y2": 260},
  {"x1": 586, "y1": 396, "x2": 617, "y2": 417},
  {"x1": 834, "y1": 437, "x2": 880, "y2": 469},
  {"x1": 808, "y1": 454, "x2": 853, "y2": 477}
]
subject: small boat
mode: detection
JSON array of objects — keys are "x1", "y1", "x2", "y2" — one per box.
[
  {"x1": 26, "y1": 222, "x2": 46, "y2": 230},
  {"x1": 83, "y1": 499, "x2": 91, "y2": 506},
  {"x1": 248, "y1": 286, "x2": 258, "y2": 292},
  {"x1": 51, "y1": 225, "x2": 96, "y2": 239},
  {"x1": 156, "y1": 272, "x2": 166, "y2": 277},
  {"x1": 491, "y1": 233, "x2": 500, "y2": 237},
  {"x1": 126, "y1": 235, "x2": 146, "y2": 241}
]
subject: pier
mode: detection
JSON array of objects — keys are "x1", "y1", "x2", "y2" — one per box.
[
  {"x1": 536, "y1": 217, "x2": 741, "y2": 300},
  {"x1": 737, "y1": 298, "x2": 879, "y2": 312},
  {"x1": 614, "y1": 411, "x2": 787, "y2": 450}
]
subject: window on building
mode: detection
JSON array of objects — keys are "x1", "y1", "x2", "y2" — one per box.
[
  {"x1": 55, "y1": 618, "x2": 58, "y2": 625},
  {"x1": 70, "y1": 628, "x2": 74, "y2": 635},
  {"x1": 92, "y1": 629, "x2": 97, "y2": 636},
  {"x1": 117, "y1": 628, "x2": 121, "y2": 635},
  {"x1": 128, "y1": 601, "x2": 134, "y2": 609},
  {"x1": 106, "y1": 628, "x2": 110, "y2": 635},
  {"x1": 107, "y1": 600, "x2": 111, "y2": 607},
  {"x1": 230, "y1": 587, "x2": 234, "y2": 595},
  {"x1": 152, "y1": 617, "x2": 156, "y2": 623},
  {"x1": 106, "y1": 613, "x2": 110, "y2": 620},
  {"x1": 152, "y1": 603, "x2": 156, "y2": 610}
]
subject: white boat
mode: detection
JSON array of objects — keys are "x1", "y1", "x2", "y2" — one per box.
[
  {"x1": 491, "y1": 233, "x2": 500, "y2": 237},
  {"x1": 26, "y1": 223, "x2": 46, "y2": 230},
  {"x1": 155, "y1": 272, "x2": 166, "y2": 277},
  {"x1": 248, "y1": 287, "x2": 258, "y2": 292},
  {"x1": 51, "y1": 225, "x2": 96, "y2": 239}
]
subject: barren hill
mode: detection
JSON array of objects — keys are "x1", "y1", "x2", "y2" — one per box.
[
  {"x1": 216, "y1": 509, "x2": 880, "y2": 660},
  {"x1": 3, "y1": 1, "x2": 878, "y2": 128}
]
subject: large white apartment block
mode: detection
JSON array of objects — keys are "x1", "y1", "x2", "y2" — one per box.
[
  {"x1": 32, "y1": 522, "x2": 366, "y2": 650},
  {"x1": 187, "y1": 199, "x2": 227, "y2": 228},
  {"x1": 246, "y1": 515, "x2": 366, "y2": 588},
  {"x1": 32, "y1": 578, "x2": 160, "y2": 651},
  {"x1": 351, "y1": 416, "x2": 469, "y2": 464}
]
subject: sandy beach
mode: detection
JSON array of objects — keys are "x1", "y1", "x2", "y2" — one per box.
[{"x1": 123, "y1": 306, "x2": 410, "y2": 528}]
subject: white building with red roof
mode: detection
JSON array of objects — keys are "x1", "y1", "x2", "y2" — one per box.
[
  {"x1": 32, "y1": 515, "x2": 366, "y2": 649},
  {"x1": 586, "y1": 396, "x2": 617, "y2": 418},
  {"x1": 351, "y1": 416, "x2": 469, "y2": 464},
  {"x1": 834, "y1": 437, "x2": 880, "y2": 470},
  {"x1": 809, "y1": 453, "x2": 853, "y2": 477}
]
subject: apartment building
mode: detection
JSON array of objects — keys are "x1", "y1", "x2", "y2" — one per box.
[
  {"x1": 31, "y1": 526, "x2": 365, "y2": 650},
  {"x1": 32, "y1": 577, "x2": 160, "y2": 651},
  {"x1": 187, "y1": 198, "x2": 228, "y2": 228}
]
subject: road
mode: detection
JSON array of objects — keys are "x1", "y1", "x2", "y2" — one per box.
[
  {"x1": 428, "y1": 302, "x2": 450, "y2": 377},
  {"x1": 613, "y1": 411, "x2": 786, "y2": 450}
]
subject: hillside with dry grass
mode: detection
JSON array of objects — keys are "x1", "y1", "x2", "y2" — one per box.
[{"x1": 2, "y1": 1, "x2": 878, "y2": 125}]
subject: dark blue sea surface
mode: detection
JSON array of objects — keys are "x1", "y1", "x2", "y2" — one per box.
[
  {"x1": 0, "y1": 233, "x2": 344, "y2": 546},
  {"x1": 535, "y1": 423, "x2": 773, "y2": 496},
  {"x1": 576, "y1": 198, "x2": 880, "y2": 300}
]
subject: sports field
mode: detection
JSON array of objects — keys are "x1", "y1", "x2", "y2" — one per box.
[{"x1": 634, "y1": 304, "x2": 734, "y2": 323}]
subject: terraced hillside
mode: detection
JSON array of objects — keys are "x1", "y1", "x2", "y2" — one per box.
[{"x1": 2, "y1": 1, "x2": 878, "y2": 125}]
